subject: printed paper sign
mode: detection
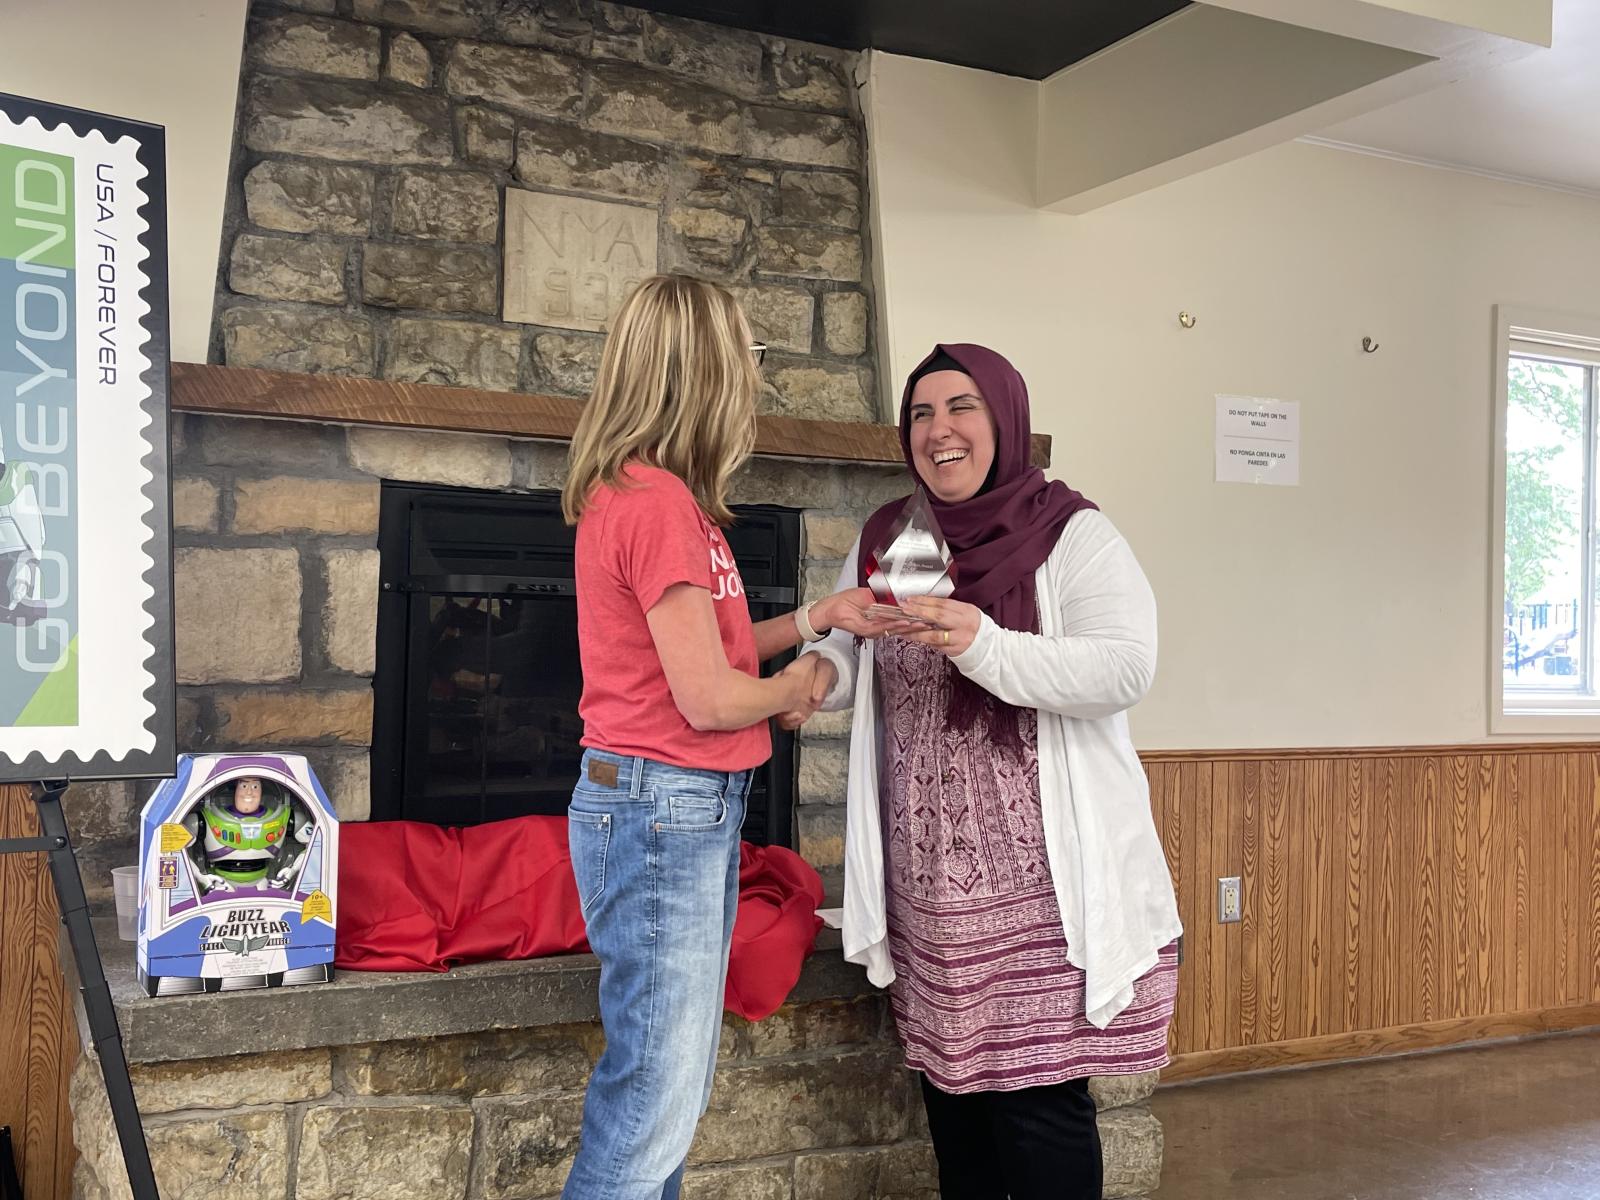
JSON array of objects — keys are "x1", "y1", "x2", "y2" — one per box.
[{"x1": 1216, "y1": 396, "x2": 1299, "y2": 486}]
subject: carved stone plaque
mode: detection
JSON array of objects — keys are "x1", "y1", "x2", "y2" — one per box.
[{"x1": 503, "y1": 189, "x2": 658, "y2": 331}]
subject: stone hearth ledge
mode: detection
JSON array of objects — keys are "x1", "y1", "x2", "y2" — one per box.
[{"x1": 78, "y1": 918, "x2": 870, "y2": 1066}]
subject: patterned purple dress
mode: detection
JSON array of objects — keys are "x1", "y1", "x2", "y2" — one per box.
[{"x1": 876, "y1": 636, "x2": 1177, "y2": 1094}]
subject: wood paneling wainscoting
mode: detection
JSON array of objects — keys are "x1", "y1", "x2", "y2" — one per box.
[
  {"x1": 0, "y1": 784, "x2": 78, "y2": 1200},
  {"x1": 1146, "y1": 744, "x2": 1600, "y2": 1082}
]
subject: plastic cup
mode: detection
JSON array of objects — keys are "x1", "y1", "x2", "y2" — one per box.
[{"x1": 112, "y1": 865, "x2": 140, "y2": 941}]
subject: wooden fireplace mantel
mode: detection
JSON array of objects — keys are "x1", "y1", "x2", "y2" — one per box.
[{"x1": 170, "y1": 363, "x2": 1052, "y2": 467}]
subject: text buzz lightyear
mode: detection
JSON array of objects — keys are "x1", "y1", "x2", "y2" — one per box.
[{"x1": 201, "y1": 908, "x2": 292, "y2": 954}]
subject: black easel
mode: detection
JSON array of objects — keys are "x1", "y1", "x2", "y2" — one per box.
[
  {"x1": 0, "y1": 782, "x2": 158, "y2": 1199},
  {"x1": 1, "y1": 1125, "x2": 22, "y2": 1200}
]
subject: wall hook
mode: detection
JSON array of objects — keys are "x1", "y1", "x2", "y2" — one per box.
[
  {"x1": 1362, "y1": 336, "x2": 1379, "y2": 353},
  {"x1": 1178, "y1": 311, "x2": 1197, "y2": 329}
]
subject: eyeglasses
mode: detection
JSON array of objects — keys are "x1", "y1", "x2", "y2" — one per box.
[{"x1": 750, "y1": 342, "x2": 767, "y2": 366}]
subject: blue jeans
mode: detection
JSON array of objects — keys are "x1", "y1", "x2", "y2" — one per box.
[{"x1": 560, "y1": 749, "x2": 750, "y2": 1200}]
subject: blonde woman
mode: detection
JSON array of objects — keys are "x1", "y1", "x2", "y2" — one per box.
[{"x1": 560, "y1": 275, "x2": 880, "y2": 1200}]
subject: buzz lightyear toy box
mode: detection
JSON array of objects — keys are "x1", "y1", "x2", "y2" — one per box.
[{"x1": 137, "y1": 754, "x2": 339, "y2": 996}]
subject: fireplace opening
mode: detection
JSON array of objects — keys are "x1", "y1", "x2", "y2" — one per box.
[{"x1": 372, "y1": 483, "x2": 802, "y2": 846}]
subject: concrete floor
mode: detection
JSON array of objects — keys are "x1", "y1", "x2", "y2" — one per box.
[{"x1": 1152, "y1": 1032, "x2": 1600, "y2": 1200}]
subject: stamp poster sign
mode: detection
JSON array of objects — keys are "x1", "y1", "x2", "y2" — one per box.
[{"x1": 0, "y1": 92, "x2": 174, "y2": 782}]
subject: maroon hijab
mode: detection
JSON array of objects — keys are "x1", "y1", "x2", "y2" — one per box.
[{"x1": 858, "y1": 344, "x2": 1096, "y2": 737}]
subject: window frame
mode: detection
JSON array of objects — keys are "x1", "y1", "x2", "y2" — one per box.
[{"x1": 1491, "y1": 304, "x2": 1600, "y2": 734}]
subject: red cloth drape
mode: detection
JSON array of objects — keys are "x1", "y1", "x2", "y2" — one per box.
[{"x1": 334, "y1": 815, "x2": 823, "y2": 1021}]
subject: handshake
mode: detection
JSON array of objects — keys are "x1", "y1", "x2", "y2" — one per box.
[{"x1": 775, "y1": 654, "x2": 837, "y2": 731}]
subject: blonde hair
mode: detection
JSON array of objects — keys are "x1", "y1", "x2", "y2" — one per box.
[{"x1": 562, "y1": 274, "x2": 760, "y2": 526}]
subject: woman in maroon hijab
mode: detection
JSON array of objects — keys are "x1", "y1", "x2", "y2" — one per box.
[{"x1": 793, "y1": 345, "x2": 1182, "y2": 1199}]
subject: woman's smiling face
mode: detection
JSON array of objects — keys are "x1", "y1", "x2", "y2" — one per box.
[{"x1": 907, "y1": 370, "x2": 997, "y2": 503}]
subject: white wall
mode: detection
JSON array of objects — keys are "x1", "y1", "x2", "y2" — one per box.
[
  {"x1": 865, "y1": 50, "x2": 1600, "y2": 749},
  {"x1": 2, "y1": 0, "x2": 249, "y2": 364}
]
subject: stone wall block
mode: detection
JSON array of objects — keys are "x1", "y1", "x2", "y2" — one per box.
[
  {"x1": 353, "y1": 0, "x2": 487, "y2": 37},
  {"x1": 457, "y1": 105, "x2": 516, "y2": 167},
  {"x1": 211, "y1": 688, "x2": 374, "y2": 747},
  {"x1": 745, "y1": 997, "x2": 883, "y2": 1058},
  {"x1": 797, "y1": 741, "x2": 848, "y2": 806},
  {"x1": 363, "y1": 243, "x2": 498, "y2": 313},
  {"x1": 765, "y1": 362, "x2": 872, "y2": 423},
  {"x1": 730, "y1": 284, "x2": 813, "y2": 354},
  {"x1": 132, "y1": 1050, "x2": 333, "y2": 1114},
  {"x1": 494, "y1": 1, "x2": 594, "y2": 52},
  {"x1": 227, "y1": 232, "x2": 345, "y2": 302},
  {"x1": 472, "y1": 1093, "x2": 586, "y2": 1200},
  {"x1": 515, "y1": 119, "x2": 670, "y2": 201},
  {"x1": 586, "y1": 62, "x2": 741, "y2": 155},
  {"x1": 689, "y1": 1052, "x2": 910, "y2": 1164},
  {"x1": 767, "y1": 48, "x2": 853, "y2": 111},
  {"x1": 172, "y1": 478, "x2": 221, "y2": 533},
  {"x1": 313, "y1": 749, "x2": 372, "y2": 822},
  {"x1": 346, "y1": 426, "x2": 514, "y2": 489},
  {"x1": 756, "y1": 227, "x2": 862, "y2": 282},
  {"x1": 1100, "y1": 1106, "x2": 1165, "y2": 1199},
  {"x1": 251, "y1": 13, "x2": 381, "y2": 79},
  {"x1": 232, "y1": 477, "x2": 380, "y2": 535},
  {"x1": 244, "y1": 161, "x2": 375, "y2": 236},
  {"x1": 531, "y1": 332, "x2": 605, "y2": 397},
  {"x1": 391, "y1": 170, "x2": 500, "y2": 242},
  {"x1": 186, "y1": 414, "x2": 351, "y2": 475},
  {"x1": 341, "y1": 1025, "x2": 597, "y2": 1096},
  {"x1": 1091, "y1": 1070, "x2": 1160, "y2": 1111},
  {"x1": 744, "y1": 107, "x2": 860, "y2": 170},
  {"x1": 385, "y1": 318, "x2": 522, "y2": 390},
  {"x1": 297, "y1": 1104, "x2": 472, "y2": 1200},
  {"x1": 681, "y1": 1164, "x2": 791, "y2": 1200},
  {"x1": 220, "y1": 307, "x2": 375, "y2": 376},
  {"x1": 797, "y1": 803, "x2": 846, "y2": 870},
  {"x1": 243, "y1": 75, "x2": 452, "y2": 164},
  {"x1": 780, "y1": 171, "x2": 861, "y2": 229},
  {"x1": 802, "y1": 513, "x2": 859, "y2": 560},
  {"x1": 174, "y1": 548, "x2": 302, "y2": 684},
  {"x1": 822, "y1": 291, "x2": 869, "y2": 357},
  {"x1": 728, "y1": 459, "x2": 847, "y2": 510},
  {"x1": 386, "y1": 31, "x2": 432, "y2": 88},
  {"x1": 445, "y1": 40, "x2": 583, "y2": 117},
  {"x1": 667, "y1": 205, "x2": 749, "y2": 270},
  {"x1": 322, "y1": 548, "x2": 381, "y2": 675}
]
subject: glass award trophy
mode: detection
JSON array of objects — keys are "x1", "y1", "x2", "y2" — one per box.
[{"x1": 863, "y1": 488, "x2": 956, "y2": 626}]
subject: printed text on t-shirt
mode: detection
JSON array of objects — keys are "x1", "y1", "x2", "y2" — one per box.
[{"x1": 710, "y1": 537, "x2": 744, "y2": 601}]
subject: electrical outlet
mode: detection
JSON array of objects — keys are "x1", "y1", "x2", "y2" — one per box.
[{"x1": 1217, "y1": 876, "x2": 1242, "y2": 924}]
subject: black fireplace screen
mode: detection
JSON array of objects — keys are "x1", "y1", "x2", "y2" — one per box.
[{"x1": 372, "y1": 484, "x2": 801, "y2": 846}]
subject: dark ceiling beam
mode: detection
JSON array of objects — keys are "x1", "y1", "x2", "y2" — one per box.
[{"x1": 628, "y1": 0, "x2": 1189, "y2": 80}]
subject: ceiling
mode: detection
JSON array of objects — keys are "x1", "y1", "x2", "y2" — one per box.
[
  {"x1": 628, "y1": 0, "x2": 1191, "y2": 79},
  {"x1": 1314, "y1": 0, "x2": 1600, "y2": 197}
]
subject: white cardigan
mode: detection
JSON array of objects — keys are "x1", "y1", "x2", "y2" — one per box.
[{"x1": 807, "y1": 509, "x2": 1182, "y2": 1028}]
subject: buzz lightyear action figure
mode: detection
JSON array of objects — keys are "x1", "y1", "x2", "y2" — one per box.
[{"x1": 184, "y1": 777, "x2": 315, "y2": 894}]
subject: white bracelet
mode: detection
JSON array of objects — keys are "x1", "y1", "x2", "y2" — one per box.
[{"x1": 794, "y1": 601, "x2": 827, "y2": 643}]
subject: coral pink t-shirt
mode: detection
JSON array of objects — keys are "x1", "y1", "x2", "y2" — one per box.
[{"x1": 576, "y1": 464, "x2": 771, "y2": 772}]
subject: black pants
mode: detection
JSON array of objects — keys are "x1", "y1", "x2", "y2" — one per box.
[{"x1": 920, "y1": 1074, "x2": 1103, "y2": 1200}]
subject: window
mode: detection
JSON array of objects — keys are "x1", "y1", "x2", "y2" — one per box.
[{"x1": 1493, "y1": 306, "x2": 1600, "y2": 731}]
